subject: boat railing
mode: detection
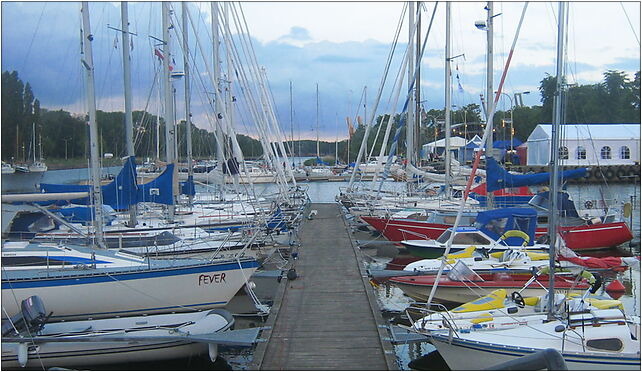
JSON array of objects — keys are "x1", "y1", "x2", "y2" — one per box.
[{"x1": 399, "y1": 229, "x2": 429, "y2": 241}]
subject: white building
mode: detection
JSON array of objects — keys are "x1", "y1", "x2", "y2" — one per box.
[
  {"x1": 422, "y1": 136, "x2": 468, "y2": 159},
  {"x1": 526, "y1": 124, "x2": 640, "y2": 166}
]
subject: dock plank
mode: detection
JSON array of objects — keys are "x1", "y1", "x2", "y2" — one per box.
[{"x1": 254, "y1": 203, "x2": 397, "y2": 370}]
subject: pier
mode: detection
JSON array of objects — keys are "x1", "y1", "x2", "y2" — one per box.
[{"x1": 252, "y1": 203, "x2": 397, "y2": 370}]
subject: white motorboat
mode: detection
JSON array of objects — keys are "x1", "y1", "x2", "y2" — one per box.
[{"x1": 1, "y1": 296, "x2": 236, "y2": 368}]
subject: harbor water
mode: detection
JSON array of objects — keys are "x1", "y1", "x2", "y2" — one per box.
[{"x1": 3, "y1": 169, "x2": 640, "y2": 370}]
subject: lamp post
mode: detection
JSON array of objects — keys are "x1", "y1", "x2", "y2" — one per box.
[{"x1": 495, "y1": 91, "x2": 530, "y2": 152}]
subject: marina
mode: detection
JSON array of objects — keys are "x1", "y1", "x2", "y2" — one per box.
[{"x1": 1, "y1": 1, "x2": 641, "y2": 370}]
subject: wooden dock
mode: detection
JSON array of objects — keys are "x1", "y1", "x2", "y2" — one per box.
[{"x1": 252, "y1": 203, "x2": 397, "y2": 370}]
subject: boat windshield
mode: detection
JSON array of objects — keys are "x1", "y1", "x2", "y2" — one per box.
[{"x1": 436, "y1": 230, "x2": 491, "y2": 245}]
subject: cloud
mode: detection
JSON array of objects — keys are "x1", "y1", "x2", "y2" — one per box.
[{"x1": 277, "y1": 26, "x2": 312, "y2": 45}]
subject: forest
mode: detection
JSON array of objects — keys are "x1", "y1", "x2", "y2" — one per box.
[{"x1": 2, "y1": 69, "x2": 639, "y2": 165}]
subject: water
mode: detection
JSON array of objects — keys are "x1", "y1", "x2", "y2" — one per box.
[{"x1": 7, "y1": 167, "x2": 640, "y2": 369}]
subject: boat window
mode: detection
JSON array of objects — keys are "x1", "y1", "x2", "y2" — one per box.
[
  {"x1": 600, "y1": 146, "x2": 611, "y2": 160},
  {"x1": 452, "y1": 233, "x2": 491, "y2": 245},
  {"x1": 559, "y1": 146, "x2": 569, "y2": 160},
  {"x1": 436, "y1": 230, "x2": 452, "y2": 244},
  {"x1": 576, "y1": 146, "x2": 587, "y2": 160},
  {"x1": 620, "y1": 146, "x2": 630, "y2": 160},
  {"x1": 586, "y1": 338, "x2": 623, "y2": 352},
  {"x1": 479, "y1": 217, "x2": 508, "y2": 236},
  {"x1": 3, "y1": 256, "x2": 70, "y2": 267},
  {"x1": 514, "y1": 217, "x2": 530, "y2": 235},
  {"x1": 537, "y1": 216, "x2": 548, "y2": 224}
]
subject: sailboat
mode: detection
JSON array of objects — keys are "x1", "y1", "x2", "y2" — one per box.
[{"x1": 405, "y1": 3, "x2": 641, "y2": 369}]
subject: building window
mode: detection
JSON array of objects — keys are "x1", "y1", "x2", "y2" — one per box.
[
  {"x1": 601, "y1": 146, "x2": 611, "y2": 159},
  {"x1": 577, "y1": 146, "x2": 587, "y2": 160},
  {"x1": 559, "y1": 146, "x2": 569, "y2": 159},
  {"x1": 621, "y1": 146, "x2": 630, "y2": 159}
]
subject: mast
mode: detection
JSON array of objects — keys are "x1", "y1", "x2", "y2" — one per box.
[
  {"x1": 485, "y1": 1, "x2": 495, "y2": 209},
  {"x1": 182, "y1": 2, "x2": 194, "y2": 206},
  {"x1": 162, "y1": 2, "x2": 176, "y2": 219},
  {"x1": 415, "y1": 2, "x2": 421, "y2": 164},
  {"x1": 290, "y1": 80, "x2": 294, "y2": 157},
  {"x1": 211, "y1": 2, "x2": 226, "y2": 197},
  {"x1": 335, "y1": 113, "x2": 339, "y2": 163},
  {"x1": 80, "y1": 1, "x2": 105, "y2": 248},
  {"x1": 316, "y1": 83, "x2": 320, "y2": 160},
  {"x1": 444, "y1": 2, "x2": 452, "y2": 197},
  {"x1": 407, "y1": 1, "x2": 416, "y2": 171},
  {"x1": 121, "y1": 1, "x2": 137, "y2": 227},
  {"x1": 32, "y1": 122, "x2": 36, "y2": 164},
  {"x1": 547, "y1": 1, "x2": 568, "y2": 320}
]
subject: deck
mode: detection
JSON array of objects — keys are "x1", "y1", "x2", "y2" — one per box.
[{"x1": 252, "y1": 203, "x2": 397, "y2": 370}]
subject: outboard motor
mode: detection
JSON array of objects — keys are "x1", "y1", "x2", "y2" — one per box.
[{"x1": 1, "y1": 296, "x2": 49, "y2": 337}]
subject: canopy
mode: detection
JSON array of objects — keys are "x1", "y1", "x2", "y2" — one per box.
[{"x1": 475, "y1": 207, "x2": 538, "y2": 246}]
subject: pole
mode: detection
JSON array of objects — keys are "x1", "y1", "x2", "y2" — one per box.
[
  {"x1": 444, "y1": 2, "x2": 452, "y2": 197},
  {"x1": 121, "y1": 2, "x2": 137, "y2": 227},
  {"x1": 80, "y1": 1, "x2": 105, "y2": 248},
  {"x1": 486, "y1": 1, "x2": 495, "y2": 209},
  {"x1": 415, "y1": 2, "x2": 422, "y2": 163},
  {"x1": 211, "y1": 2, "x2": 226, "y2": 198},
  {"x1": 407, "y1": 1, "x2": 416, "y2": 169},
  {"x1": 547, "y1": 1, "x2": 567, "y2": 321},
  {"x1": 182, "y1": 2, "x2": 194, "y2": 206},
  {"x1": 316, "y1": 83, "x2": 320, "y2": 160},
  {"x1": 162, "y1": 2, "x2": 176, "y2": 219}
]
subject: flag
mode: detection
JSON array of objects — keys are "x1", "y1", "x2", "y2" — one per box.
[
  {"x1": 458, "y1": 82, "x2": 464, "y2": 93},
  {"x1": 154, "y1": 48, "x2": 164, "y2": 60}
]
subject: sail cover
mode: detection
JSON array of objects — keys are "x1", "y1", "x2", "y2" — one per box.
[
  {"x1": 39, "y1": 157, "x2": 138, "y2": 210},
  {"x1": 137, "y1": 163, "x2": 175, "y2": 205},
  {"x1": 486, "y1": 158, "x2": 587, "y2": 192}
]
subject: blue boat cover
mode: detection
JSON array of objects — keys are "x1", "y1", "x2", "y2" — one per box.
[
  {"x1": 137, "y1": 163, "x2": 175, "y2": 205},
  {"x1": 314, "y1": 157, "x2": 329, "y2": 166},
  {"x1": 475, "y1": 207, "x2": 538, "y2": 246},
  {"x1": 180, "y1": 175, "x2": 196, "y2": 196},
  {"x1": 55, "y1": 205, "x2": 116, "y2": 226},
  {"x1": 486, "y1": 158, "x2": 587, "y2": 192},
  {"x1": 40, "y1": 157, "x2": 139, "y2": 210},
  {"x1": 266, "y1": 207, "x2": 288, "y2": 232}
]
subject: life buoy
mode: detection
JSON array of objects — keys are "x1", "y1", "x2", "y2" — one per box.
[
  {"x1": 584, "y1": 200, "x2": 594, "y2": 209},
  {"x1": 592, "y1": 168, "x2": 602, "y2": 180},
  {"x1": 616, "y1": 167, "x2": 626, "y2": 180},
  {"x1": 604, "y1": 168, "x2": 615, "y2": 180}
]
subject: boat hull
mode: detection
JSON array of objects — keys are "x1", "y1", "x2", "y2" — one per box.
[
  {"x1": 2, "y1": 260, "x2": 259, "y2": 321},
  {"x1": 390, "y1": 274, "x2": 587, "y2": 304},
  {"x1": 430, "y1": 333, "x2": 640, "y2": 370},
  {"x1": 360, "y1": 216, "x2": 449, "y2": 242}
]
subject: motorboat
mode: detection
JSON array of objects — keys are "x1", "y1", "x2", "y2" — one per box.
[
  {"x1": 390, "y1": 267, "x2": 591, "y2": 304},
  {"x1": 1, "y1": 296, "x2": 236, "y2": 368}
]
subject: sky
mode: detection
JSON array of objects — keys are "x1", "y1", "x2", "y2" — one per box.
[{"x1": 1, "y1": 1, "x2": 640, "y2": 141}]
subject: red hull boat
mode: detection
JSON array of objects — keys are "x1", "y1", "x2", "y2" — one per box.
[
  {"x1": 363, "y1": 216, "x2": 633, "y2": 251},
  {"x1": 389, "y1": 273, "x2": 590, "y2": 304}
]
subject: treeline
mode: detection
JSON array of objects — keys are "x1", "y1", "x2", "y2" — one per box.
[{"x1": 2, "y1": 69, "x2": 639, "y2": 164}]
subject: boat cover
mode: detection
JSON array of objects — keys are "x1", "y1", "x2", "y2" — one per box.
[
  {"x1": 475, "y1": 207, "x2": 537, "y2": 246},
  {"x1": 137, "y1": 163, "x2": 175, "y2": 205},
  {"x1": 486, "y1": 157, "x2": 587, "y2": 192},
  {"x1": 39, "y1": 157, "x2": 138, "y2": 210}
]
